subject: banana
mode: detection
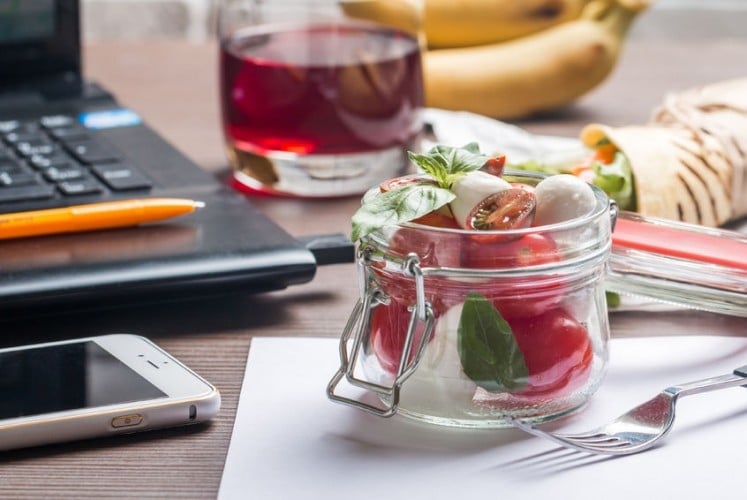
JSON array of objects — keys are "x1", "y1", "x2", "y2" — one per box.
[
  {"x1": 425, "y1": 0, "x2": 590, "y2": 49},
  {"x1": 424, "y1": 0, "x2": 649, "y2": 120},
  {"x1": 339, "y1": 0, "x2": 423, "y2": 38}
]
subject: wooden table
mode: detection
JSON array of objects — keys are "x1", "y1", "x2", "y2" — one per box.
[{"x1": 1, "y1": 37, "x2": 746, "y2": 498}]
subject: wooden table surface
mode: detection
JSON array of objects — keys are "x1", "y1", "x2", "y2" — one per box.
[{"x1": 1, "y1": 36, "x2": 747, "y2": 498}]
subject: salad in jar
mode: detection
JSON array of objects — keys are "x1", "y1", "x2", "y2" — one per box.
[{"x1": 330, "y1": 143, "x2": 613, "y2": 428}]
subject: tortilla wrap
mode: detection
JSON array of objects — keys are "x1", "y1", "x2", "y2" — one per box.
[{"x1": 581, "y1": 78, "x2": 747, "y2": 227}]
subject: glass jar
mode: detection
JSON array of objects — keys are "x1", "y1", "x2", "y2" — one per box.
[{"x1": 328, "y1": 173, "x2": 614, "y2": 428}]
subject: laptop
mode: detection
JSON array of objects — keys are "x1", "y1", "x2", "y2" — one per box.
[{"x1": 0, "y1": 0, "x2": 340, "y2": 312}]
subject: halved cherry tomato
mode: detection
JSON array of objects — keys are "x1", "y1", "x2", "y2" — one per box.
[
  {"x1": 508, "y1": 308, "x2": 593, "y2": 398},
  {"x1": 483, "y1": 154, "x2": 506, "y2": 176},
  {"x1": 379, "y1": 174, "x2": 436, "y2": 192},
  {"x1": 461, "y1": 233, "x2": 565, "y2": 318},
  {"x1": 467, "y1": 188, "x2": 536, "y2": 231}
]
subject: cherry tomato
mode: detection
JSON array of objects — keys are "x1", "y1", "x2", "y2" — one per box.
[
  {"x1": 483, "y1": 154, "x2": 506, "y2": 177},
  {"x1": 462, "y1": 233, "x2": 565, "y2": 318},
  {"x1": 462, "y1": 232, "x2": 558, "y2": 269},
  {"x1": 379, "y1": 174, "x2": 436, "y2": 192},
  {"x1": 376, "y1": 210, "x2": 461, "y2": 318},
  {"x1": 387, "y1": 218, "x2": 462, "y2": 268},
  {"x1": 508, "y1": 308, "x2": 593, "y2": 399},
  {"x1": 467, "y1": 188, "x2": 536, "y2": 231},
  {"x1": 369, "y1": 299, "x2": 431, "y2": 375}
]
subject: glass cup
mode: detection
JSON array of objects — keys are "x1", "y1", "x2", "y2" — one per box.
[
  {"x1": 328, "y1": 173, "x2": 614, "y2": 428},
  {"x1": 217, "y1": 0, "x2": 425, "y2": 198}
]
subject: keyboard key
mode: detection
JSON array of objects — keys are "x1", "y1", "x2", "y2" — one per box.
[
  {"x1": 44, "y1": 166, "x2": 86, "y2": 182},
  {"x1": 4, "y1": 131, "x2": 44, "y2": 144},
  {"x1": 0, "y1": 162, "x2": 22, "y2": 174},
  {"x1": 28, "y1": 153, "x2": 77, "y2": 170},
  {"x1": 0, "y1": 120, "x2": 22, "y2": 134},
  {"x1": 0, "y1": 121, "x2": 39, "y2": 136},
  {"x1": 0, "y1": 184, "x2": 55, "y2": 203},
  {"x1": 64, "y1": 139, "x2": 120, "y2": 164},
  {"x1": 57, "y1": 178, "x2": 104, "y2": 196},
  {"x1": 92, "y1": 163, "x2": 152, "y2": 191},
  {"x1": 0, "y1": 171, "x2": 38, "y2": 187},
  {"x1": 0, "y1": 156, "x2": 19, "y2": 168},
  {"x1": 15, "y1": 139, "x2": 57, "y2": 157},
  {"x1": 40, "y1": 115, "x2": 77, "y2": 129},
  {"x1": 47, "y1": 126, "x2": 90, "y2": 142}
]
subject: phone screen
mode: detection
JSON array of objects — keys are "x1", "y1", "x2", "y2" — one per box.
[{"x1": 0, "y1": 341, "x2": 166, "y2": 419}]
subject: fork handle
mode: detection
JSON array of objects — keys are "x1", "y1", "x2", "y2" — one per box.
[{"x1": 666, "y1": 367, "x2": 747, "y2": 398}]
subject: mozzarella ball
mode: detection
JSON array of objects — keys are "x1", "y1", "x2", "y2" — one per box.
[
  {"x1": 399, "y1": 303, "x2": 478, "y2": 416},
  {"x1": 533, "y1": 174, "x2": 597, "y2": 226}
]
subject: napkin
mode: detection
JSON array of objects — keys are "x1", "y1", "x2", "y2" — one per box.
[
  {"x1": 219, "y1": 336, "x2": 747, "y2": 500},
  {"x1": 422, "y1": 108, "x2": 587, "y2": 167}
]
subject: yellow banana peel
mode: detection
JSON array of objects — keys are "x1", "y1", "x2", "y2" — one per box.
[
  {"x1": 424, "y1": 0, "x2": 650, "y2": 120},
  {"x1": 425, "y1": 0, "x2": 590, "y2": 49},
  {"x1": 339, "y1": 0, "x2": 423, "y2": 38}
]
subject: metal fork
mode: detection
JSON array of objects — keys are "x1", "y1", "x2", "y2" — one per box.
[{"x1": 507, "y1": 365, "x2": 747, "y2": 456}]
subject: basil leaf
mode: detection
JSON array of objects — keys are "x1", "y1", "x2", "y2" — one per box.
[
  {"x1": 457, "y1": 292, "x2": 528, "y2": 392},
  {"x1": 351, "y1": 184, "x2": 455, "y2": 242},
  {"x1": 407, "y1": 143, "x2": 490, "y2": 187},
  {"x1": 433, "y1": 143, "x2": 491, "y2": 176},
  {"x1": 407, "y1": 150, "x2": 449, "y2": 185}
]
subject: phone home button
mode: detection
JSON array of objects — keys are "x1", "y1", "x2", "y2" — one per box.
[{"x1": 111, "y1": 414, "x2": 144, "y2": 428}]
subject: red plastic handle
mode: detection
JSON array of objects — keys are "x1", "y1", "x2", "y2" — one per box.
[{"x1": 612, "y1": 216, "x2": 747, "y2": 272}]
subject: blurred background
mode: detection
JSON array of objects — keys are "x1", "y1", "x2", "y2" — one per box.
[{"x1": 81, "y1": 0, "x2": 747, "y2": 41}]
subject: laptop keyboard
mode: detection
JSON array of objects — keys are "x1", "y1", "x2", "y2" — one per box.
[{"x1": 0, "y1": 114, "x2": 152, "y2": 206}]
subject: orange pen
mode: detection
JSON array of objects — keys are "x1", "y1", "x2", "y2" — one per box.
[{"x1": 0, "y1": 198, "x2": 205, "y2": 240}]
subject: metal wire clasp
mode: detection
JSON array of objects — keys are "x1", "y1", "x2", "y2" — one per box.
[{"x1": 327, "y1": 251, "x2": 435, "y2": 417}]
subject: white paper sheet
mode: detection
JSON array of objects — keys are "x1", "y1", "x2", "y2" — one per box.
[{"x1": 219, "y1": 336, "x2": 747, "y2": 500}]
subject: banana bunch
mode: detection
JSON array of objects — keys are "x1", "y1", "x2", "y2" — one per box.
[
  {"x1": 424, "y1": 0, "x2": 651, "y2": 119},
  {"x1": 425, "y1": 0, "x2": 590, "y2": 49}
]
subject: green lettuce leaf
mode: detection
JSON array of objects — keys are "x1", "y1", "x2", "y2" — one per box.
[{"x1": 590, "y1": 152, "x2": 636, "y2": 210}]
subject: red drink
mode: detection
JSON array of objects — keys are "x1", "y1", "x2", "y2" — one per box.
[{"x1": 219, "y1": 22, "x2": 424, "y2": 197}]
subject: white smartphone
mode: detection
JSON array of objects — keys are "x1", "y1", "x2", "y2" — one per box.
[{"x1": 0, "y1": 333, "x2": 221, "y2": 452}]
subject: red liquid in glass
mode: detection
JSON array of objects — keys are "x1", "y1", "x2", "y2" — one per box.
[{"x1": 220, "y1": 22, "x2": 423, "y2": 157}]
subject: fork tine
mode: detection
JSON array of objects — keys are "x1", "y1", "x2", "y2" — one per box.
[
  {"x1": 543, "y1": 434, "x2": 648, "y2": 455},
  {"x1": 563, "y1": 434, "x2": 630, "y2": 445},
  {"x1": 561, "y1": 440, "x2": 639, "y2": 454},
  {"x1": 565, "y1": 436, "x2": 635, "y2": 448},
  {"x1": 507, "y1": 417, "x2": 649, "y2": 455},
  {"x1": 554, "y1": 431, "x2": 609, "y2": 442}
]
